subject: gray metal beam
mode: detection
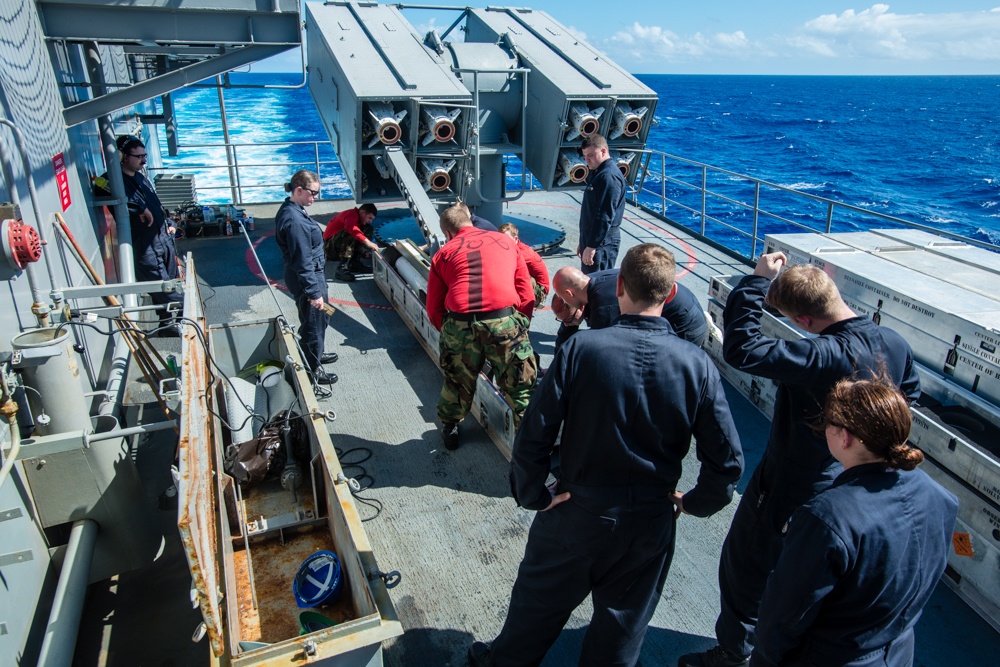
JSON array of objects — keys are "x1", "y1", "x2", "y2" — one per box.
[
  {"x1": 62, "y1": 279, "x2": 183, "y2": 301},
  {"x1": 37, "y1": 1, "x2": 302, "y2": 45},
  {"x1": 121, "y1": 45, "x2": 233, "y2": 56},
  {"x1": 383, "y1": 147, "x2": 445, "y2": 255},
  {"x1": 63, "y1": 44, "x2": 292, "y2": 127}
]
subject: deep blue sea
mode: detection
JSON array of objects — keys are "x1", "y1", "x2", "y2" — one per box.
[{"x1": 159, "y1": 73, "x2": 1000, "y2": 248}]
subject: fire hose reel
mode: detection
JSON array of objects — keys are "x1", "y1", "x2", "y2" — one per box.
[{"x1": 2, "y1": 218, "x2": 42, "y2": 273}]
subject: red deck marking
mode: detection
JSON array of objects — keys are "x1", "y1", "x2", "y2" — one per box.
[
  {"x1": 247, "y1": 231, "x2": 286, "y2": 290},
  {"x1": 627, "y1": 216, "x2": 698, "y2": 279},
  {"x1": 247, "y1": 232, "x2": 395, "y2": 311},
  {"x1": 328, "y1": 297, "x2": 395, "y2": 311}
]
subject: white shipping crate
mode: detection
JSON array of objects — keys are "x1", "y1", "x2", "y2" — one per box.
[
  {"x1": 765, "y1": 233, "x2": 1000, "y2": 374},
  {"x1": 703, "y1": 320, "x2": 777, "y2": 420},
  {"x1": 708, "y1": 277, "x2": 1000, "y2": 499},
  {"x1": 825, "y1": 231, "x2": 1000, "y2": 303},
  {"x1": 873, "y1": 228, "x2": 1000, "y2": 276}
]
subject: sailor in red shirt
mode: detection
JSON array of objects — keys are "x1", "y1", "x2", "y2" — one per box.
[
  {"x1": 498, "y1": 222, "x2": 550, "y2": 312},
  {"x1": 323, "y1": 203, "x2": 379, "y2": 282},
  {"x1": 426, "y1": 205, "x2": 538, "y2": 450}
]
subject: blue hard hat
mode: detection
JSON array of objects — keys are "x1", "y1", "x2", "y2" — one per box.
[{"x1": 293, "y1": 550, "x2": 344, "y2": 608}]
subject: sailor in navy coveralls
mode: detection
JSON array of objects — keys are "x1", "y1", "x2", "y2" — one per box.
[
  {"x1": 274, "y1": 170, "x2": 336, "y2": 386},
  {"x1": 752, "y1": 376, "x2": 957, "y2": 667},
  {"x1": 470, "y1": 244, "x2": 743, "y2": 667},
  {"x1": 96, "y1": 136, "x2": 182, "y2": 334},
  {"x1": 552, "y1": 266, "x2": 708, "y2": 350},
  {"x1": 680, "y1": 254, "x2": 920, "y2": 667},
  {"x1": 577, "y1": 133, "x2": 626, "y2": 274}
]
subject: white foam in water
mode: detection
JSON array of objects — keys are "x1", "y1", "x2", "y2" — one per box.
[{"x1": 156, "y1": 73, "x2": 999, "y2": 243}]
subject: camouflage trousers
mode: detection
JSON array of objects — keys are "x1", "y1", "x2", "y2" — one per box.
[
  {"x1": 530, "y1": 278, "x2": 548, "y2": 312},
  {"x1": 437, "y1": 312, "x2": 537, "y2": 427},
  {"x1": 323, "y1": 223, "x2": 373, "y2": 261}
]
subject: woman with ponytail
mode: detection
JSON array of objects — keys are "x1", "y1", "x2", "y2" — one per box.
[
  {"x1": 274, "y1": 170, "x2": 338, "y2": 390},
  {"x1": 750, "y1": 376, "x2": 958, "y2": 667}
]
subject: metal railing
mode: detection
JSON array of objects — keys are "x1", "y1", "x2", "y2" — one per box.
[
  {"x1": 630, "y1": 150, "x2": 997, "y2": 262},
  {"x1": 146, "y1": 138, "x2": 995, "y2": 263},
  {"x1": 146, "y1": 139, "x2": 341, "y2": 205}
]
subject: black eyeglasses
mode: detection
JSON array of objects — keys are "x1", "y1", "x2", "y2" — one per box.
[
  {"x1": 128, "y1": 153, "x2": 148, "y2": 159},
  {"x1": 305, "y1": 187, "x2": 320, "y2": 197}
]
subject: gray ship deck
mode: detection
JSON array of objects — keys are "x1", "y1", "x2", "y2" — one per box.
[{"x1": 77, "y1": 190, "x2": 1000, "y2": 666}]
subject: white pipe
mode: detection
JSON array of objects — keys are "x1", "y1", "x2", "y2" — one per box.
[
  {"x1": 37, "y1": 519, "x2": 99, "y2": 667},
  {"x1": 0, "y1": 371, "x2": 21, "y2": 490},
  {"x1": 97, "y1": 333, "x2": 130, "y2": 424},
  {"x1": 0, "y1": 423, "x2": 20, "y2": 490},
  {"x1": 87, "y1": 419, "x2": 177, "y2": 444}
]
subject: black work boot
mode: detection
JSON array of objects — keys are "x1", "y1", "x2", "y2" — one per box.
[
  {"x1": 313, "y1": 368, "x2": 338, "y2": 385},
  {"x1": 678, "y1": 646, "x2": 749, "y2": 667},
  {"x1": 335, "y1": 261, "x2": 356, "y2": 282},
  {"x1": 441, "y1": 422, "x2": 460, "y2": 450},
  {"x1": 348, "y1": 256, "x2": 372, "y2": 274},
  {"x1": 467, "y1": 641, "x2": 492, "y2": 667}
]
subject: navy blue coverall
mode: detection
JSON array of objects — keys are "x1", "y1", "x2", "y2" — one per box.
[
  {"x1": 470, "y1": 212, "x2": 499, "y2": 232},
  {"x1": 492, "y1": 315, "x2": 744, "y2": 667},
  {"x1": 275, "y1": 197, "x2": 329, "y2": 372},
  {"x1": 99, "y1": 170, "x2": 182, "y2": 324},
  {"x1": 716, "y1": 275, "x2": 920, "y2": 659},
  {"x1": 752, "y1": 463, "x2": 957, "y2": 667},
  {"x1": 578, "y1": 159, "x2": 626, "y2": 274},
  {"x1": 555, "y1": 269, "x2": 707, "y2": 349}
]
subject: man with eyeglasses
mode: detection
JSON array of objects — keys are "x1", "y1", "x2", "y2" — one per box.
[
  {"x1": 679, "y1": 254, "x2": 920, "y2": 667},
  {"x1": 95, "y1": 135, "x2": 182, "y2": 336}
]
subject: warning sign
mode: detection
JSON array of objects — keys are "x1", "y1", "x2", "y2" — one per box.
[
  {"x1": 952, "y1": 532, "x2": 974, "y2": 558},
  {"x1": 53, "y1": 153, "x2": 71, "y2": 211}
]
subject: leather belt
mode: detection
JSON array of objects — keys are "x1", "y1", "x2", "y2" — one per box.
[{"x1": 447, "y1": 306, "x2": 515, "y2": 322}]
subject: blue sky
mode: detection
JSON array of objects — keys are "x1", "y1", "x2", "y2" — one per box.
[{"x1": 254, "y1": 2, "x2": 1000, "y2": 75}]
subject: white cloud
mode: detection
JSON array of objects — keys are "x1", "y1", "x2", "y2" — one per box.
[
  {"x1": 605, "y1": 22, "x2": 758, "y2": 63},
  {"x1": 598, "y1": 5, "x2": 1000, "y2": 73},
  {"x1": 797, "y1": 5, "x2": 1000, "y2": 62}
]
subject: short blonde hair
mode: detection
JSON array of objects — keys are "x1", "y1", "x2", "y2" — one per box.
[
  {"x1": 439, "y1": 204, "x2": 472, "y2": 235},
  {"x1": 498, "y1": 222, "x2": 519, "y2": 240},
  {"x1": 766, "y1": 264, "x2": 842, "y2": 320}
]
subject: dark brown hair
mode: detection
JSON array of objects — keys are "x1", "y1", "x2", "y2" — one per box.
[
  {"x1": 823, "y1": 376, "x2": 922, "y2": 470},
  {"x1": 284, "y1": 169, "x2": 319, "y2": 193},
  {"x1": 116, "y1": 135, "x2": 144, "y2": 154}
]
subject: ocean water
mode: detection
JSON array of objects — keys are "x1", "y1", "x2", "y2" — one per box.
[{"x1": 158, "y1": 72, "x2": 1000, "y2": 248}]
